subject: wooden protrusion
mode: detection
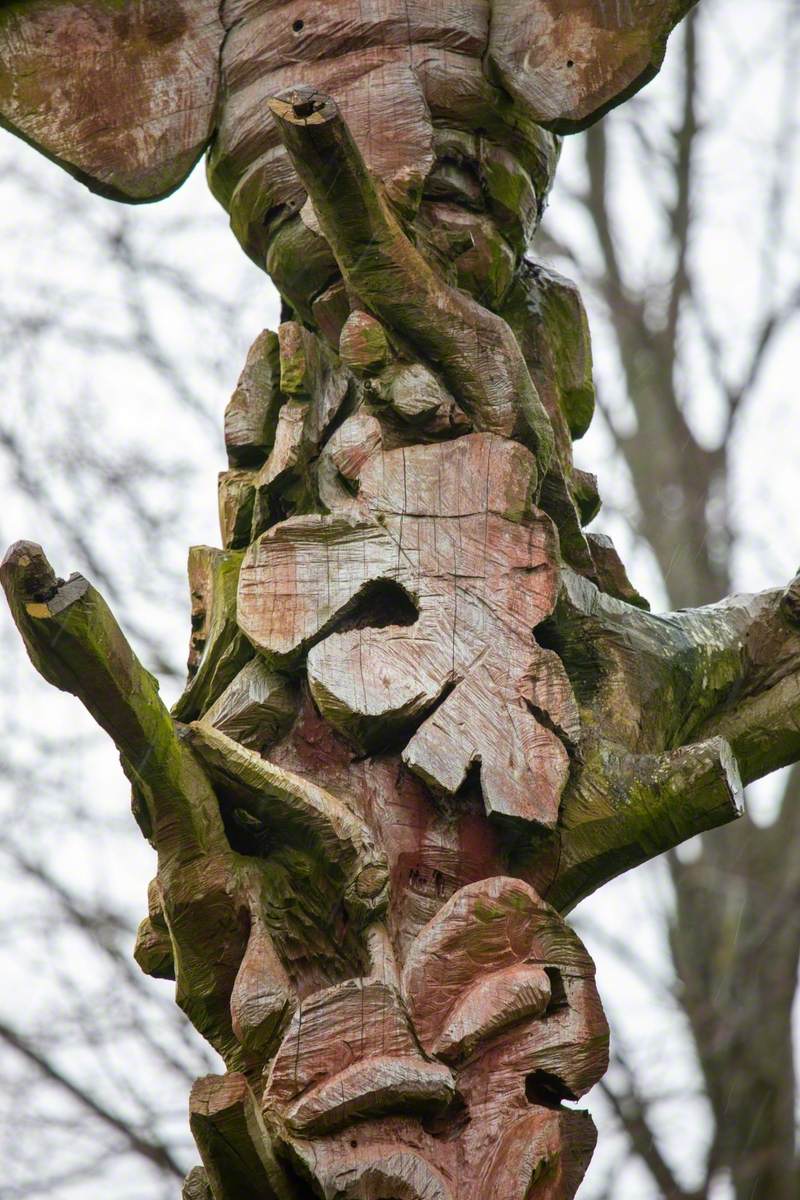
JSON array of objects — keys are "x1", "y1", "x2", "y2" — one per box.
[
  {"x1": 187, "y1": 722, "x2": 386, "y2": 906},
  {"x1": 312, "y1": 280, "x2": 351, "y2": 348},
  {"x1": 0, "y1": 542, "x2": 266, "y2": 1063},
  {"x1": 586, "y1": 532, "x2": 650, "y2": 610},
  {"x1": 229, "y1": 910, "x2": 294, "y2": 1060},
  {"x1": 250, "y1": 325, "x2": 350, "y2": 535},
  {"x1": 218, "y1": 470, "x2": 257, "y2": 550},
  {"x1": 277, "y1": 322, "x2": 311, "y2": 398},
  {"x1": 133, "y1": 879, "x2": 174, "y2": 981},
  {"x1": 182, "y1": 1167, "x2": 213, "y2": 1200},
  {"x1": 479, "y1": 1109, "x2": 598, "y2": 1200},
  {"x1": 224, "y1": 330, "x2": 282, "y2": 468},
  {"x1": 373, "y1": 363, "x2": 469, "y2": 433},
  {"x1": 339, "y1": 310, "x2": 390, "y2": 375},
  {"x1": 200, "y1": 658, "x2": 296, "y2": 752},
  {"x1": 267, "y1": 87, "x2": 555, "y2": 474},
  {"x1": 173, "y1": 547, "x2": 251, "y2": 723},
  {"x1": 189, "y1": 1073, "x2": 298, "y2": 1200}
]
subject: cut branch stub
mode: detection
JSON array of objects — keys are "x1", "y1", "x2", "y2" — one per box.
[
  {"x1": 0, "y1": 541, "x2": 219, "y2": 859},
  {"x1": 223, "y1": 52, "x2": 436, "y2": 277},
  {"x1": 238, "y1": 420, "x2": 577, "y2": 827},
  {"x1": 267, "y1": 86, "x2": 555, "y2": 476}
]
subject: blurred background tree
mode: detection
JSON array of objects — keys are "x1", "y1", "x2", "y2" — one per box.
[
  {"x1": 0, "y1": 0, "x2": 797, "y2": 1196},
  {"x1": 546, "y1": 2, "x2": 800, "y2": 1196}
]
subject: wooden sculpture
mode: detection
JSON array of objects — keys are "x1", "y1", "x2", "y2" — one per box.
[{"x1": 4, "y1": 3, "x2": 800, "y2": 1197}]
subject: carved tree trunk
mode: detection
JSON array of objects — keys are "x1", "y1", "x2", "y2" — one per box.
[{"x1": 2, "y1": 3, "x2": 800, "y2": 1197}]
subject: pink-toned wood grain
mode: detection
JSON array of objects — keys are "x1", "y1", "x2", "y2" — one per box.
[
  {"x1": 238, "y1": 419, "x2": 577, "y2": 827},
  {"x1": 0, "y1": 0, "x2": 223, "y2": 200}
]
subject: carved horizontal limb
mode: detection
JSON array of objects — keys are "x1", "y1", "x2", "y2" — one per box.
[
  {"x1": 692, "y1": 574, "x2": 800, "y2": 782},
  {"x1": 528, "y1": 568, "x2": 800, "y2": 908},
  {"x1": 552, "y1": 566, "x2": 800, "y2": 786},
  {"x1": 267, "y1": 87, "x2": 554, "y2": 474},
  {"x1": 548, "y1": 736, "x2": 744, "y2": 912}
]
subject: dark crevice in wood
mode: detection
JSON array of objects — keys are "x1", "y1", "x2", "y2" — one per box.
[
  {"x1": 544, "y1": 967, "x2": 569, "y2": 1014},
  {"x1": 535, "y1": 613, "x2": 604, "y2": 706},
  {"x1": 341, "y1": 672, "x2": 459, "y2": 760},
  {"x1": 525, "y1": 1069, "x2": 578, "y2": 1110},
  {"x1": 524, "y1": 695, "x2": 578, "y2": 756},
  {"x1": 421, "y1": 1093, "x2": 471, "y2": 1141}
]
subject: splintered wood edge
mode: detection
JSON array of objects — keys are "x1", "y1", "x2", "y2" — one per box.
[{"x1": 268, "y1": 88, "x2": 339, "y2": 127}]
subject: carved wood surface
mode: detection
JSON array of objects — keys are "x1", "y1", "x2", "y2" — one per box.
[
  {"x1": 238, "y1": 419, "x2": 576, "y2": 825},
  {"x1": 0, "y1": 1, "x2": 696, "y2": 240},
  {"x1": 6, "y1": 4, "x2": 796, "y2": 1199},
  {"x1": 0, "y1": 1, "x2": 222, "y2": 200}
]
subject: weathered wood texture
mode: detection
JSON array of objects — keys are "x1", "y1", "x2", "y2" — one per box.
[
  {"x1": 0, "y1": 1, "x2": 223, "y2": 201},
  {"x1": 6, "y1": 3, "x2": 798, "y2": 1199},
  {"x1": 0, "y1": 2, "x2": 694, "y2": 232}
]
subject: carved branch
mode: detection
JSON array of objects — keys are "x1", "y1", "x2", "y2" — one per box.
[
  {"x1": 548, "y1": 735, "x2": 743, "y2": 911},
  {"x1": 267, "y1": 87, "x2": 555, "y2": 475},
  {"x1": 0, "y1": 541, "x2": 220, "y2": 859},
  {"x1": 0, "y1": 543, "x2": 289, "y2": 1064},
  {"x1": 535, "y1": 567, "x2": 800, "y2": 908},
  {"x1": 553, "y1": 566, "x2": 800, "y2": 784}
]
